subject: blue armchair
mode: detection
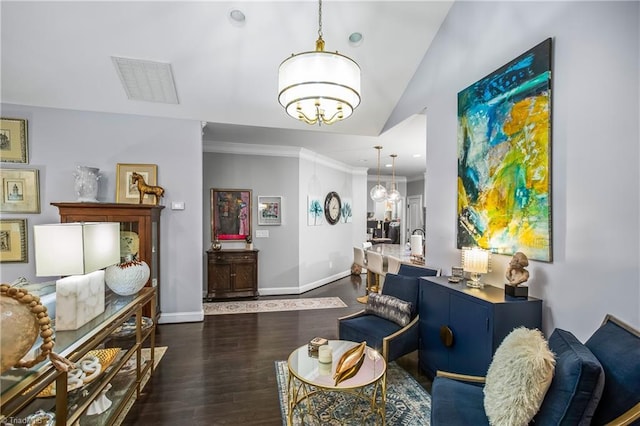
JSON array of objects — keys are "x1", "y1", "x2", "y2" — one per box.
[
  {"x1": 431, "y1": 314, "x2": 640, "y2": 425},
  {"x1": 338, "y1": 273, "x2": 420, "y2": 362}
]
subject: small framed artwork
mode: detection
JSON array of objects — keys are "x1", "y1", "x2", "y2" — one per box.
[
  {"x1": 0, "y1": 118, "x2": 28, "y2": 163},
  {"x1": 341, "y1": 197, "x2": 353, "y2": 223},
  {"x1": 0, "y1": 168, "x2": 40, "y2": 213},
  {"x1": 0, "y1": 219, "x2": 28, "y2": 263},
  {"x1": 258, "y1": 196, "x2": 282, "y2": 226},
  {"x1": 307, "y1": 195, "x2": 323, "y2": 226},
  {"x1": 116, "y1": 163, "x2": 158, "y2": 205},
  {"x1": 211, "y1": 188, "x2": 252, "y2": 241}
]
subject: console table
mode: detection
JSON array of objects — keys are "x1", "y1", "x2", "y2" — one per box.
[
  {"x1": 206, "y1": 249, "x2": 259, "y2": 300},
  {"x1": 418, "y1": 276, "x2": 542, "y2": 377},
  {"x1": 0, "y1": 288, "x2": 156, "y2": 425}
]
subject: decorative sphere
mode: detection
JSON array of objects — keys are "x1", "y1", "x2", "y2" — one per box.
[
  {"x1": 105, "y1": 260, "x2": 150, "y2": 296},
  {"x1": 1, "y1": 295, "x2": 39, "y2": 373}
]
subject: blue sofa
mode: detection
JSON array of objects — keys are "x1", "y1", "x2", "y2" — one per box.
[{"x1": 431, "y1": 314, "x2": 640, "y2": 425}]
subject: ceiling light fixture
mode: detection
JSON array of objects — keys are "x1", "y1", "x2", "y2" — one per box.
[
  {"x1": 278, "y1": 0, "x2": 361, "y2": 126},
  {"x1": 370, "y1": 146, "x2": 387, "y2": 202},
  {"x1": 387, "y1": 154, "x2": 402, "y2": 203}
]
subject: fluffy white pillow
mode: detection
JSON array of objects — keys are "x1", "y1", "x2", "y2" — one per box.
[{"x1": 484, "y1": 327, "x2": 556, "y2": 426}]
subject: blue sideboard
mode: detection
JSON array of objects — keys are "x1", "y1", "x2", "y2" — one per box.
[{"x1": 419, "y1": 276, "x2": 542, "y2": 377}]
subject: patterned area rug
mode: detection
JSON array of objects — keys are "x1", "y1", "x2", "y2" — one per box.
[
  {"x1": 274, "y1": 360, "x2": 431, "y2": 425},
  {"x1": 204, "y1": 297, "x2": 347, "y2": 315}
]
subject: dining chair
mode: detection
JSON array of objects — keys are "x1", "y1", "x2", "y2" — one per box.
[{"x1": 387, "y1": 255, "x2": 402, "y2": 275}]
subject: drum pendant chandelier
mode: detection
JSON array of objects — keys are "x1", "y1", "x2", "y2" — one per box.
[{"x1": 278, "y1": 0, "x2": 361, "y2": 126}]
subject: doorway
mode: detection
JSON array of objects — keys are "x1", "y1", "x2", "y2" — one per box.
[{"x1": 406, "y1": 195, "x2": 424, "y2": 243}]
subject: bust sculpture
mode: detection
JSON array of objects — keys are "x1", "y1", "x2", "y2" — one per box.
[{"x1": 505, "y1": 252, "x2": 530, "y2": 286}]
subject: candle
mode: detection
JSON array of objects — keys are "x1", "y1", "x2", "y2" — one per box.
[
  {"x1": 410, "y1": 234, "x2": 423, "y2": 256},
  {"x1": 318, "y1": 345, "x2": 333, "y2": 364}
]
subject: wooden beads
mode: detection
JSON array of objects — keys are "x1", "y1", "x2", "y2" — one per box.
[{"x1": 1, "y1": 283, "x2": 56, "y2": 369}]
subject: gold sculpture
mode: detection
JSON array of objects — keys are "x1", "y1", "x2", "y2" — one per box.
[
  {"x1": 131, "y1": 172, "x2": 165, "y2": 205},
  {"x1": 333, "y1": 341, "x2": 367, "y2": 386}
]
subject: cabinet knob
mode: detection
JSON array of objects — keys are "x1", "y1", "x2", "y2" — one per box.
[{"x1": 439, "y1": 325, "x2": 454, "y2": 347}]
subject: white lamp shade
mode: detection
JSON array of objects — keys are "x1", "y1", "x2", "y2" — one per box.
[
  {"x1": 278, "y1": 51, "x2": 361, "y2": 123},
  {"x1": 34, "y1": 222, "x2": 120, "y2": 276},
  {"x1": 462, "y1": 247, "x2": 490, "y2": 274}
]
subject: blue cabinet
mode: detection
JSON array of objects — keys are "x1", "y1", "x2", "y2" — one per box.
[{"x1": 419, "y1": 276, "x2": 542, "y2": 377}]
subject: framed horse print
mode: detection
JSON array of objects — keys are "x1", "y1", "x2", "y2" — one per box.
[{"x1": 116, "y1": 163, "x2": 158, "y2": 205}]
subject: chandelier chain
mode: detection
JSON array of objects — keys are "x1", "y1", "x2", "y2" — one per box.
[{"x1": 318, "y1": 0, "x2": 323, "y2": 39}]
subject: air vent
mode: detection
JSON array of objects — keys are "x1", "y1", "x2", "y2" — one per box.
[{"x1": 112, "y1": 57, "x2": 179, "y2": 104}]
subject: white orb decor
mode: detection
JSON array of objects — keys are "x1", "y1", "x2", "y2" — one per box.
[{"x1": 105, "y1": 259, "x2": 150, "y2": 296}]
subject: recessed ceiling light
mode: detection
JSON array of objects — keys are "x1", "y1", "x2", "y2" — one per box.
[
  {"x1": 349, "y1": 32, "x2": 363, "y2": 47},
  {"x1": 385, "y1": 163, "x2": 392, "y2": 168},
  {"x1": 412, "y1": 153, "x2": 422, "y2": 158},
  {"x1": 229, "y1": 9, "x2": 246, "y2": 26}
]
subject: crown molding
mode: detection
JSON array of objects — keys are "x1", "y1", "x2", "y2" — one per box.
[{"x1": 203, "y1": 141, "x2": 368, "y2": 175}]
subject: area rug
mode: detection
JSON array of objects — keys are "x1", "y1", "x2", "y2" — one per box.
[
  {"x1": 274, "y1": 360, "x2": 431, "y2": 425},
  {"x1": 204, "y1": 297, "x2": 347, "y2": 315}
]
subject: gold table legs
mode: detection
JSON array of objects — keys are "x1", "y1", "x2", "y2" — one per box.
[{"x1": 357, "y1": 270, "x2": 380, "y2": 304}]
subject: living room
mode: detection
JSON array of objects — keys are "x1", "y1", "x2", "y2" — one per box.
[{"x1": 1, "y1": 0, "x2": 638, "y2": 424}]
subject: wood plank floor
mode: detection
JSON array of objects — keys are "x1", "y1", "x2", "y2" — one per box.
[{"x1": 122, "y1": 274, "x2": 432, "y2": 425}]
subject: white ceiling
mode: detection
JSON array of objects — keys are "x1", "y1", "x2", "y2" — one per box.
[{"x1": 1, "y1": 1, "x2": 453, "y2": 178}]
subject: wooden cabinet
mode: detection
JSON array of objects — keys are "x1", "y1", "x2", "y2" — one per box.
[
  {"x1": 0, "y1": 288, "x2": 156, "y2": 425},
  {"x1": 52, "y1": 202, "x2": 164, "y2": 319},
  {"x1": 206, "y1": 249, "x2": 259, "y2": 299},
  {"x1": 418, "y1": 276, "x2": 542, "y2": 377}
]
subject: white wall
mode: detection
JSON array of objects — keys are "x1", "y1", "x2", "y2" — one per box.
[
  {"x1": 387, "y1": 1, "x2": 640, "y2": 340},
  {"x1": 203, "y1": 143, "x2": 368, "y2": 295},
  {"x1": 0, "y1": 104, "x2": 204, "y2": 324}
]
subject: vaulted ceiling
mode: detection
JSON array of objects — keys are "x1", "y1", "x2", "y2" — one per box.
[{"x1": 1, "y1": 1, "x2": 454, "y2": 177}]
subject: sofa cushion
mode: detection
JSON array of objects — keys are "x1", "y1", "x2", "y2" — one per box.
[
  {"x1": 338, "y1": 314, "x2": 402, "y2": 353},
  {"x1": 380, "y1": 273, "x2": 419, "y2": 313},
  {"x1": 365, "y1": 293, "x2": 412, "y2": 327},
  {"x1": 483, "y1": 327, "x2": 555, "y2": 426},
  {"x1": 431, "y1": 377, "x2": 489, "y2": 425},
  {"x1": 585, "y1": 316, "x2": 640, "y2": 424},
  {"x1": 534, "y1": 328, "x2": 604, "y2": 425}
]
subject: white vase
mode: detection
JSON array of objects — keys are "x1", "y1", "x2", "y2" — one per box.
[
  {"x1": 74, "y1": 166, "x2": 100, "y2": 202},
  {"x1": 105, "y1": 259, "x2": 150, "y2": 296}
]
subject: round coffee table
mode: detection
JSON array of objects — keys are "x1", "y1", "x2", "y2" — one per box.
[{"x1": 286, "y1": 340, "x2": 387, "y2": 425}]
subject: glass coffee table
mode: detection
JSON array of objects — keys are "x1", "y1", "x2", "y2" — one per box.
[{"x1": 286, "y1": 340, "x2": 387, "y2": 425}]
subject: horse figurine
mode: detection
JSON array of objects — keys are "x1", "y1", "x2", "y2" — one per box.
[{"x1": 131, "y1": 172, "x2": 165, "y2": 205}]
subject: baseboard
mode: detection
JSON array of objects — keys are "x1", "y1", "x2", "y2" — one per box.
[
  {"x1": 258, "y1": 270, "x2": 351, "y2": 296},
  {"x1": 158, "y1": 310, "x2": 204, "y2": 324}
]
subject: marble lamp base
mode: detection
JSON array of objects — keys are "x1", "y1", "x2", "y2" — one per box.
[{"x1": 55, "y1": 270, "x2": 106, "y2": 331}]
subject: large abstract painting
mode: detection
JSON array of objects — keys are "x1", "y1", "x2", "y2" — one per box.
[{"x1": 457, "y1": 38, "x2": 552, "y2": 262}]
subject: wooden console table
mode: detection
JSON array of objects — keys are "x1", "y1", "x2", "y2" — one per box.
[{"x1": 206, "y1": 249, "x2": 259, "y2": 300}]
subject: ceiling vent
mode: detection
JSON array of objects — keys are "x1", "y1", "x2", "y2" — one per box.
[{"x1": 112, "y1": 57, "x2": 179, "y2": 104}]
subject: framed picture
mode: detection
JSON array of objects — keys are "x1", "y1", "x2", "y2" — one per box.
[
  {"x1": 211, "y1": 188, "x2": 252, "y2": 241},
  {"x1": 0, "y1": 168, "x2": 40, "y2": 213},
  {"x1": 116, "y1": 163, "x2": 158, "y2": 205},
  {"x1": 257, "y1": 196, "x2": 282, "y2": 226},
  {"x1": 0, "y1": 219, "x2": 28, "y2": 263},
  {"x1": 0, "y1": 118, "x2": 28, "y2": 163},
  {"x1": 341, "y1": 197, "x2": 353, "y2": 223},
  {"x1": 457, "y1": 38, "x2": 553, "y2": 262},
  {"x1": 307, "y1": 195, "x2": 323, "y2": 226}
]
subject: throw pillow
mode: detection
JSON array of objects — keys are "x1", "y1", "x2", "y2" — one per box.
[
  {"x1": 365, "y1": 293, "x2": 412, "y2": 327},
  {"x1": 484, "y1": 327, "x2": 556, "y2": 426}
]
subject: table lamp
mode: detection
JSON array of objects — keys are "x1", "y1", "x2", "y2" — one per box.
[
  {"x1": 34, "y1": 222, "x2": 120, "y2": 330},
  {"x1": 462, "y1": 247, "x2": 490, "y2": 288}
]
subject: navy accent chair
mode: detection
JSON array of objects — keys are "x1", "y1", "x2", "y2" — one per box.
[
  {"x1": 431, "y1": 315, "x2": 640, "y2": 426},
  {"x1": 338, "y1": 273, "x2": 420, "y2": 362},
  {"x1": 397, "y1": 263, "x2": 440, "y2": 278}
]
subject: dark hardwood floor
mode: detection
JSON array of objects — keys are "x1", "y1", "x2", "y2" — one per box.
[{"x1": 122, "y1": 274, "x2": 432, "y2": 425}]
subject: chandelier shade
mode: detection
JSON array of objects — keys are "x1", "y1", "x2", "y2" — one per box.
[
  {"x1": 278, "y1": 0, "x2": 361, "y2": 126},
  {"x1": 278, "y1": 50, "x2": 361, "y2": 125}
]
